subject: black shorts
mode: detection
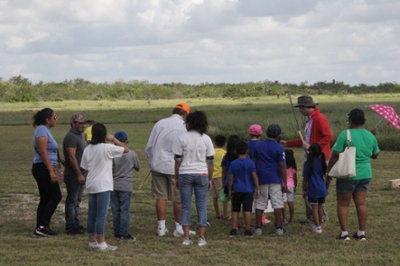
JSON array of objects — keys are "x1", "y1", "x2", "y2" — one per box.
[
  {"x1": 308, "y1": 197, "x2": 326, "y2": 205},
  {"x1": 231, "y1": 192, "x2": 254, "y2": 212}
]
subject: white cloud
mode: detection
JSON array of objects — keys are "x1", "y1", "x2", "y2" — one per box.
[{"x1": 0, "y1": 0, "x2": 398, "y2": 85}]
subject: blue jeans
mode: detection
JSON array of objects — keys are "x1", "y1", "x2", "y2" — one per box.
[
  {"x1": 31, "y1": 163, "x2": 62, "y2": 228},
  {"x1": 87, "y1": 192, "x2": 111, "y2": 237},
  {"x1": 178, "y1": 174, "x2": 208, "y2": 227},
  {"x1": 64, "y1": 175, "x2": 84, "y2": 231},
  {"x1": 111, "y1": 191, "x2": 132, "y2": 236}
]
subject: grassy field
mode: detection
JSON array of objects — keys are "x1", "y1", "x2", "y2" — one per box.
[{"x1": 0, "y1": 95, "x2": 400, "y2": 265}]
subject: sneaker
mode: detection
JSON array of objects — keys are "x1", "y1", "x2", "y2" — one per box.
[
  {"x1": 182, "y1": 238, "x2": 193, "y2": 246},
  {"x1": 157, "y1": 227, "x2": 169, "y2": 236},
  {"x1": 353, "y1": 232, "x2": 366, "y2": 241},
  {"x1": 244, "y1": 230, "x2": 253, "y2": 237},
  {"x1": 229, "y1": 229, "x2": 237, "y2": 237},
  {"x1": 120, "y1": 234, "x2": 136, "y2": 241},
  {"x1": 78, "y1": 225, "x2": 86, "y2": 232},
  {"x1": 173, "y1": 229, "x2": 196, "y2": 237},
  {"x1": 312, "y1": 225, "x2": 322, "y2": 233},
  {"x1": 254, "y1": 227, "x2": 262, "y2": 236},
  {"x1": 300, "y1": 219, "x2": 314, "y2": 225},
  {"x1": 198, "y1": 238, "x2": 207, "y2": 247},
  {"x1": 87, "y1": 244, "x2": 99, "y2": 250},
  {"x1": 32, "y1": 230, "x2": 42, "y2": 238},
  {"x1": 66, "y1": 228, "x2": 83, "y2": 235},
  {"x1": 98, "y1": 245, "x2": 118, "y2": 251},
  {"x1": 336, "y1": 233, "x2": 351, "y2": 241},
  {"x1": 35, "y1": 227, "x2": 57, "y2": 238},
  {"x1": 114, "y1": 234, "x2": 121, "y2": 238},
  {"x1": 276, "y1": 227, "x2": 286, "y2": 236}
]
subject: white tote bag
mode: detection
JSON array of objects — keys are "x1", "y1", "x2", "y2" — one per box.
[{"x1": 329, "y1": 130, "x2": 356, "y2": 179}]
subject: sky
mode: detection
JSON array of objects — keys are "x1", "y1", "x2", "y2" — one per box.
[{"x1": 0, "y1": 0, "x2": 399, "y2": 86}]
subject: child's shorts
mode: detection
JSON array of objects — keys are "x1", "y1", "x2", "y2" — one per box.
[
  {"x1": 231, "y1": 192, "x2": 254, "y2": 212},
  {"x1": 286, "y1": 186, "x2": 295, "y2": 202},
  {"x1": 210, "y1": 178, "x2": 223, "y2": 198},
  {"x1": 308, "y1": 197, "x2": 326, "y2": 205},
  {"x1": 255, "y1": 184, "x2": 284, "y2": 210}
]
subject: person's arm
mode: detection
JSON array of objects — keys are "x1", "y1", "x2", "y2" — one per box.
[
  {"x1": 206, "y1": 156, "x2": 214, "y2": 190},
  {"x1": 302, "y1": 177, "x2": 308, "y2": 200},
  {"x1": 66, "y1": 148, "x2": 86, "y2": 185},
  {"x1": 106, "y1": 134, "x2": 129, "y2": 153},
  {"x1": 221, "y1": 166, "x2": 227, "y2": 187},
  {"x1": 279, "y1": 161, "x2": 287, "y2": 193},
  {"x1": 293, "y1": 171, "x2": 298, "y2": 193},
  {"x1": 228, "y1": 173, "x2": 234, "y2": 199},
  {"x1": 36, "y1": 136, "x2": 57, "y2": 183},
  {"x1": 371, "y1": 153, "x2": 379, "y2": 159},
  {"x1": 251, "y1": 172, "x2": 260, "y2": 199}
]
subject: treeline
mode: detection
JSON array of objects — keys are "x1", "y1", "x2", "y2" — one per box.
[{"x1": 1, "y1": 75, "x2": 399, "y2": 102}]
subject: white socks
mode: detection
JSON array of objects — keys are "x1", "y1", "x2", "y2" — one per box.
[
  {"x1": 341, "y1": 231, "x2": 348, "y2": 237},
  {"x1": 158, "y1": 220, "x2": 166, "y2": 230}
]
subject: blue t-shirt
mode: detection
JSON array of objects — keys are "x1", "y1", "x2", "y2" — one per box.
[
  {"x1": 246, "y1": 139, "x2": 260, "y2": 160},
  {"x1": 302, "y1": 158, "x2": 327, "y2": 198},
  {"x1": 33, "y1": 125, "x2": 58, "y2": 165},
  {"x1": 253, "y1": 139, "x2": 285, "y2": 185},
  {"x1": 228, "y1": 157, "x2": 256, "y2": 193}
]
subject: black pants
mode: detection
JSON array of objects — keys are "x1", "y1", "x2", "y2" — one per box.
[{"x1": 32, "y1": 163, "x2": 62, "y2": 228}]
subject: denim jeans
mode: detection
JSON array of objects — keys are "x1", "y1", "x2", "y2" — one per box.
[
  {"x1": 87, "y1": 191, "x2": 111, "y2": 237},
  {"x1": 111, "y1": 191, "x2": 132, "y2": 236},
  {"x1": 64, "y1": 175, "x2": 84, "y2": 231},
  {"x1": 178, "y1": 174, "x2": 208, "y2": 227},
  {"x1": 31, "y1": 163, "x2": 62, "y2": 228}
]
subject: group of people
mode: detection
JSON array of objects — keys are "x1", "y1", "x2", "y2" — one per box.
[
  {"x1": 31, "y1": 109, "x2": 140, "y2": 251},
  {"x1": 31, "y1": 94, "x2": 380, "y2": 251}
]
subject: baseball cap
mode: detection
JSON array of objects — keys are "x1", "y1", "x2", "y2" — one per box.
[
  {"x1": 114, "y1": 131, "x2": 128, "y2": 142},
  {"x1": 249, "y1": 124, "x2": 263, "y2": 135},
  {"x1": 174, "y1": 103, "x2": 190, "y2": 113},
  {"x1": 267, "y1": 124, "x2": 284, "y2": 138},
  {"x1": 70, "y1": 113, "x2": 86, "y2": 123}
]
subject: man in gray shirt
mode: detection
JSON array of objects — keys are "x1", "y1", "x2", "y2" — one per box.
[
  {"x1": 111, "y1": 131, "x2": 140, "y2": 240},
  {"x1": 63, "y1": 112, "x2": 87, "y2": 234}
]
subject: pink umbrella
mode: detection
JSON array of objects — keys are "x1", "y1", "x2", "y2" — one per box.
[{"x1": 367, "y1": 104, "x2": 400, "y2": 130}]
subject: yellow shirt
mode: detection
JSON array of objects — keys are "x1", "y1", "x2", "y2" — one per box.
[
  {"x1": 84, "y1": 126, "x2": 93, "y2": 141},
  {"x1": 213, "y1": 147, "x2": 226, "y2": 179}
]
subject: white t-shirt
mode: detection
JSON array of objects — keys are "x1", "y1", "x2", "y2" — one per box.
[
  {"x1": 145, "y1": 114, "x2": 187, "y2": 175},
  {"x1": 81, "y1": 143, "x2": 124, "y2": 194},
  {"x1": 173, "y1": 130, "x2": 215, "y2": 175}
]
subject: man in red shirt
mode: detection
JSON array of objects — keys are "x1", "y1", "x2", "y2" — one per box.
[{"x1": 281, "y1": 95, "x2": 333, "y2": 224}]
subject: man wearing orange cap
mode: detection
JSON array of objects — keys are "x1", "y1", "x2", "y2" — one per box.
[{"x1": 145, "y1": 103, "x2": 195, "y2": 237}]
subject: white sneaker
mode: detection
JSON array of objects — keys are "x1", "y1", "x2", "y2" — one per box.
[
  {"x1": 98, "y1": 245, "x2": 118, "y2": 251},
  {"x1": 312, "y1": 225, "x2": 322, "y2": 233},
  {"x1": 254, "y1": 227, "x2": 262, "y2": 236},
  {"x1": 87, "y1": 244, "x2": 99, "y2": 251},
  {"x1": 276, "y1": 227, "x2": 286, "y2": 236},
  {"x1": 182, "y1": 238, "x2": 193, "y2": 245},
  {"x1": 173, "y1": 229, "x2": 196, "y2": 237},
  {"x1": 198, "y1": 238, "x2": 207, "y2": 247},
  {"x1": 157, "y1": 227, "x2": 169, "y2": 236}
]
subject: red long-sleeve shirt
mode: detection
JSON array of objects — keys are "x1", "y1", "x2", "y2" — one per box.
[{"x1": 286, "y1": 108, "x2": 333, "y2": 160}]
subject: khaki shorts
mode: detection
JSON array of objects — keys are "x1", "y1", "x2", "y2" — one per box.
[
  {"x1": 209, "y1": 178, "x2": 223, "y2": 198},
  {"x1": 151, "y1": 171, "x2": 181, "y2": 202},
  {"x1": 255, "y1": 184, "x2": 284, "y2": 210}
]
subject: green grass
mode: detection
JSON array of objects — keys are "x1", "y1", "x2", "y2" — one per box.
[{"x1": 1, "y1": 96, "x2": 400, "y2": 265}]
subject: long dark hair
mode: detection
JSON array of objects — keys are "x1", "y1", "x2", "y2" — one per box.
[
  {"x1": 185, "y1": 110, "x2": 208, "y2": 135},
  {"x1": 284, "y1": 149, "x2": 297, "y2": 170},
  {"x1": 91, "y1": 123, "x2": 107, "y2": 145},
  {"x1": 307, "y1": 143, "x2": 326, "y2": 176},
  {"x1": 32, "y1": 108, "x2": 54, "y2": 127},
  {"x1": 224, "y1": 135, "x2": 241, "y2": 161}
]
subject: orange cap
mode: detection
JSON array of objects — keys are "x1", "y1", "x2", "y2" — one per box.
[{"x1": 174, "y1": 103, "x2": 190, "y2": 113}]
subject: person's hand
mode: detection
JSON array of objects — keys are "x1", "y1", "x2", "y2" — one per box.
[
  {"x1": 280, "y1": 140, "x2": 287, "y2": 146},
  {"x1": 175, "y1": 178, "x2": 179, "y2": 189},
  {"x1": 302, "y1": 191, "x2": 307, "y2": 200},
  {"x1": 77, "y1": 174, "x2": 86, "y2": 185},
  {"x1": 370, "y1": 128, "x2": 377, "y2": 135},
  {"x1": 229, "y1": 190, "x2": 233, "y2": 199},
  {"x1": 255, "y1": 190, "x2": 260, "y2": 199},
  {"x1": 50, "y1": 170, "x2": 57, "y2": 184},
  {"x1": 282, "y1": 183, "x2": 288, "y2": 193},
  {"x1": 208, "y1": 180, "x2": 213, "y2": 191},
  {"x1": 302, "y1": 142, "x2": 310, "y2": 151}
]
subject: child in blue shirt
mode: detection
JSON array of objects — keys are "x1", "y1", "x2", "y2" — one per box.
[
  {"x1": 302, "y1": 143, "x2": 328, "y2": 233},
  {"x1": 228, "y1": 141, "x2": 260, "y2": 237}
]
